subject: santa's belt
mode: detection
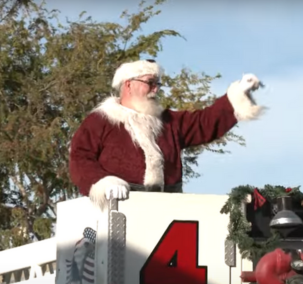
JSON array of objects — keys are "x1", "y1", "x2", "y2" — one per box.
[{"x1": 129, "y1": 182, "x2": 183, "y2": 193}]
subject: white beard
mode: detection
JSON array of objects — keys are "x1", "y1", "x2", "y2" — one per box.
[{"x1": 131, "y1": 92, "x2": 164, "y2": 118}]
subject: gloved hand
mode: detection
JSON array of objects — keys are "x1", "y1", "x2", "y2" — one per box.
[
  {"x1": 105, "y1": 185, "x2": 129, "y2": 200},
  {"x1": 239, "y1": 73, "x2": 265, "y2": 94},
  {"x1": 89, "y1": 176, "x2": 130, "y2": 209},
  {"x1": 227, "y1": 73, "x2": 266, "y2": 121}
]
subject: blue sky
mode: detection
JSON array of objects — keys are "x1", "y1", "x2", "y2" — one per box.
[{"x1": 43, "y1": 0, "x2": 303, "y2": 195}]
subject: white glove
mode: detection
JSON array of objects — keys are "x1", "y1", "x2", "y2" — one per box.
[
  {"x1": 227, "y1": 73, "x2": 266, "y2": 121},
  {"x1": 239, "y1": 73, "x2": 264, "y2": 94},
  {"x1": 105, "y1": 185, "x2": 129, "y2": 200}
]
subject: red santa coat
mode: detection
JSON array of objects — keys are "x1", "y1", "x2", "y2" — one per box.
[{"x1": 69, "y1": 93, "x2": 242, "y2": 197}]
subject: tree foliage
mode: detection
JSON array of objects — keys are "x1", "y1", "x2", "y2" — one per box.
[{"x1": 0, "y1": 0, "x2": 245, "y2": 249}]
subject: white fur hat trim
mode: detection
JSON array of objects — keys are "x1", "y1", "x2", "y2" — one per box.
[{"x1": 112, "y1": 59, "x2": 164, "y2": 90}]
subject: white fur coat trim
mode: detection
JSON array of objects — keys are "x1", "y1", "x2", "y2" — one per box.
[
  {"x1": 93, "y1": 96, "x2": 165, "y2": 190},
  {"x1": 227, "y1": 81, "x2": 265, "y2": 121}
]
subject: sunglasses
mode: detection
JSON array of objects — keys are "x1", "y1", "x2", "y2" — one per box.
[{"x1": 130, "y1": 78, "x2": 162, "y2": 89}]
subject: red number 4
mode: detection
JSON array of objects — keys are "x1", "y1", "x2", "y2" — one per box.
[{"x1": 140, "y1": 221, "x2": 207, "y2": 284}]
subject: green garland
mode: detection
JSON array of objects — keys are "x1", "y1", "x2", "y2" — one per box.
[{"x1": 220, "y1": 184, "x2": 302, "y2": 261}]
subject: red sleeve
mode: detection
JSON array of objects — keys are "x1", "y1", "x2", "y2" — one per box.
[
  {"x1": 171, "y1": 94, "x2": 238, "y2": 149},
  {"x1": 69, "y1": 112, "x2": 108, "y2": 196}
]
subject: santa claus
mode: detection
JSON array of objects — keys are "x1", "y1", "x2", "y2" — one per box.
[{"x1": 69, "y1": 59, "x2": 265, "y2": 209}]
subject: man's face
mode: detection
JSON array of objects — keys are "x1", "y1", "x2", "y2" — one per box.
[
  {"x1": 123, "y1": 74, "x2": 163, "y2": 117},
  {"x1": 128, "y1": 74, "x2": 161, "y2": 100}
]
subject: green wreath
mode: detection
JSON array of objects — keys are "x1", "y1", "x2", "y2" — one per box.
[{"x1": 220, "y1": 184, "x2": 302, "y2": 261}]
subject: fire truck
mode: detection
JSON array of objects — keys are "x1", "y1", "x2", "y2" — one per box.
[{"x1": 0, "y1": 191, "x2": 256, "y2": 284}]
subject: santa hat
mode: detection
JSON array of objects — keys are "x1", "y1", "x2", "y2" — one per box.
[{"x1": 112, "y1": 59, "x2": 164, "y2": 90}]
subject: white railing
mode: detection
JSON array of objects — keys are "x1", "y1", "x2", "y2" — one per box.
[{"x1": 0, "y1": 237, "x2": 56, "y2": 284}]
